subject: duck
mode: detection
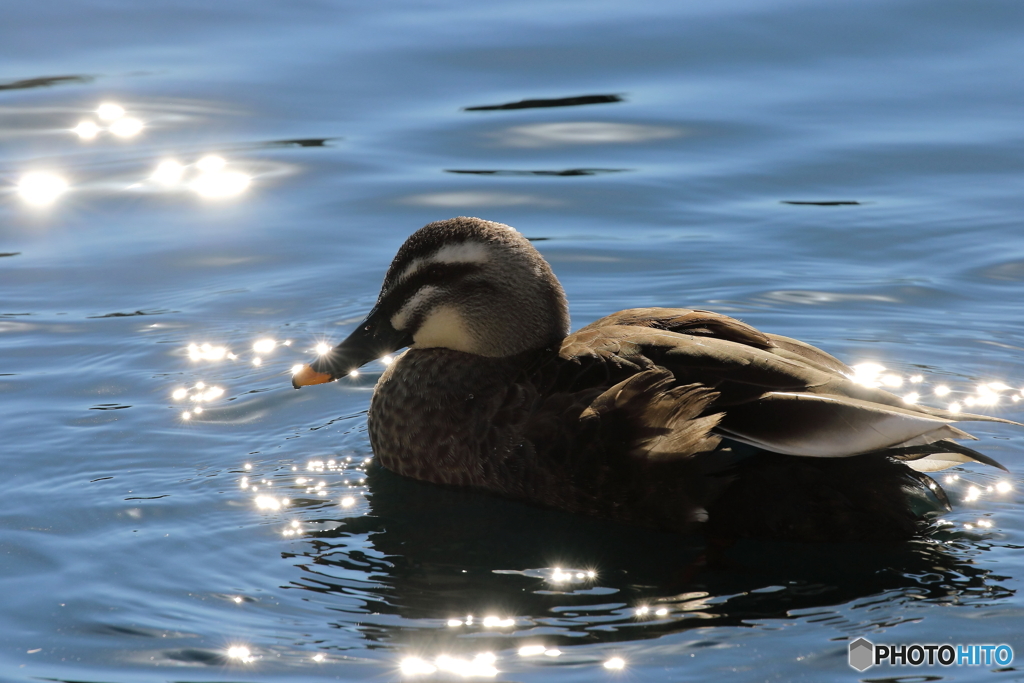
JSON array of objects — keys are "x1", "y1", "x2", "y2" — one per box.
[{"x1": 292, "y1": 217, "x2": 1014, "y2": 542}]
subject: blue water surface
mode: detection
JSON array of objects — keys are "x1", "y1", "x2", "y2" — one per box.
[{"x1": 2, "y1": 1, "x2": 1024, "y2": 681}]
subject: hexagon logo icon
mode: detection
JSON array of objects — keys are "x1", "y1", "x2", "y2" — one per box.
[{"x1": 849, "y1": 637, "x2": 874, "y2": 671}]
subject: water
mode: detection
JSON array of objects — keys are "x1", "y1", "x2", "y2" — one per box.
[{"x1": 2, "y1": 0, "x2": 1024, "y2": 680}]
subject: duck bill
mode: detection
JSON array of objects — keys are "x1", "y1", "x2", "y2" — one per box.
[{"x1": 291, "y1": 309, "x2": 413, "y2": 388}]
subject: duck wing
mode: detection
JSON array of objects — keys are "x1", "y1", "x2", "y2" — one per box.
[{"x1": 559, "y1": 310, "x2": 1013, "y2": 470}]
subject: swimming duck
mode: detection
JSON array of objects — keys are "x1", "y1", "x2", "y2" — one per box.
[{"x1": 292, "y1": 217, "x2": 1013, "y2": 542}]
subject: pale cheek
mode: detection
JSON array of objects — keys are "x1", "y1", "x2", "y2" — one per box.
[{"x1": 412, "y1": 307, "x2": 479, "y2": 354}]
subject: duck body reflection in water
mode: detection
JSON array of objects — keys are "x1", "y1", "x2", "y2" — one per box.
[{"x1": 293, "y1": 217, "x2": 1014, "y2": 542}]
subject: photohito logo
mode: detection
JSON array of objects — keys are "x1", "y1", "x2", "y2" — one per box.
[{"x1": 849, "y1": 638, "x2": 1014, "y2": 672}]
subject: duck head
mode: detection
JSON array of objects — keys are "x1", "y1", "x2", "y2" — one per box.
[{"x1": 292, "y1": 217, "x2": 570, "y2": 387}]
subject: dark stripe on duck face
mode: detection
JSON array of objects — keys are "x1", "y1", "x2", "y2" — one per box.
[{"x1": 377, "y1": 261, "x2": 485, "y2": 329}]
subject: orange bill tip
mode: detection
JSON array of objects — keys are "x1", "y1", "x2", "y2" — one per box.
[{"x1": 291, "y1": 364, "x2": 333, "y2": 388}]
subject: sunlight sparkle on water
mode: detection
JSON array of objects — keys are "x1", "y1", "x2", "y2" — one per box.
[
  {"x1": 172, "y1": 388, "x2": 188, "y2": 400},
  {"x1": 935, "y1": 385, "x2": 951, "y2": 396},
  {"x1": 482, "y1": 616, "x2": 515, "y2": 628},
  {"x1": 226, "y1": 645, "x2": 255, "y2": 663},
  {"x1": 290, "y1": 364, "x2": 304, "y2": 374},
  {"x1": 341, "y1": 496, "x2": 356, "y2": 508},
  {"x1": 517, "y1": 645, "x2": 547, "y2": 657},
  {"x1": 604, "y1": 657, "x2": 626, "y2": 670},
  {"x1": 349, "y1": 370, "x2": 359, "y2": 377},
  {"x1": 997, "y1": 481, "x2": 1012, "y2": 493},
  {"x1": 253, "y1": 357, "x2": 262, "y2": 366},
  {"x1": 109, "y1": 117, "x2": 143, "y2": 138},
  {"x1": 315, "y1": 343, "x2": 331, "y2": 355},
  {"x1": 965, "y1": 486, "x2": 982, "y2": 502},
  {"x1": 400, "y1": 658, "x2": 437, "y2": 676},
  {"x1": 849, "y1": 363, "x2": 885, "y2": 388},
  {"x1": 97, "y1": 103, "x2": 125, "y2": 121},
  {"x1": 253, "y1": 339, "x2": 276, "y2": 354},
  {"x1": 188, "y1": 343, "x2": 228, "y2": 361},
  {"x1": 192, "y1": 170, "x2": 251, "y2": 198},
  {"x1": 73, "y1": 120, "x2": 100, "y2": 140},
  {"x1": 18, "y1": 172, "x2": 68, "y2": 206},
  {"x1": 151, "y1": 160, "x2": 185, "y2": 185},
  {"x1": 255, "y1": 495, "x2": 286, "y2": 510},
  {"x1": 196, "y1": 155, "x2": 226, "y2": 172}
]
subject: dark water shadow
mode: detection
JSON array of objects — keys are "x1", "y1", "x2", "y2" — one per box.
[
  {"x1": 781, "y1": 200, "x2": 862, "y2": 206},
  {"x1": 279, "y1": 466, "x2": 1014, "y2": 651},
  {"x1": 87, "y1": 309, "x2": 173, "y2": 318},
  {"x1": 446, "y1": 168, "x2": 628, "y2": 177},
  {"x1": 0, "y1": 74, "x2": 93, "y2": 91},
  {"x1": 263, "y1": 137, "x2": 337, "y2": 148},
  {"x1": 464, "y1": 94, "x2": 623, "y2": 111}
]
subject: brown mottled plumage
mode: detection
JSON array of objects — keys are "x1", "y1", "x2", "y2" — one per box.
[{"x1": 293, "y1": 217, "x2": 1014, "y2": 542}]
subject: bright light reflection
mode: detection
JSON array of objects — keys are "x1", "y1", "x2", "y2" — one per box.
[
  {"x1": 73, "y1": 120, "x2": 100, "y2": 139},
  {"x1": 380, "y1": 355, "x2": 393, "y2": 365},
  {"x1": 313, "y1": 653, "x2": 325, "y2": 662},
  {"x1": 291, "y1": 364, "x2": 304, "y2": 375},
  {"x1": 253, "y1": 339, "x2": 276, "y2": 354},
  {"x1": 482, "y1": 616, "x2": 514, "y2": 628},
  {"x1": 232, "y1": 596, "x2": 243, "y2": 604},
  {"x1": 255, "y1": 495, "x2": 284, "y2": 510},
  {"x1": 849, "y1": 363, "x2": 885, "y2": 388},
  {"x1": 902, "y1": 392, "x2": 919, "y2": 405},
  {"x1": 654, "y1": 608, "x2": 669, "y2": 616},
  {"x1": 341, "y1": 496, "x2": 356, "y2": 508},
  {"x1": 434, "y1": 653, "x2": 498, "y2": 678},
  {"x1": 18, "y1": 172, "x2": 68, "y2": 206},
  {"x1": 315, "y1": 343, "x2": 331, "y2": 355},
  {"x1": 996, "y1": 481, "x2": 1012, "y2": 493},
  {"x1": 192, "y1": 170, "x2": 251, "y2": 198},
  {"x1": 172, "y1": 388, "x2": 188, "y2": 400},
  {"x1": 935, "y1": 385, "x2": 951, "y2": 397},
  {"x1": 977, "y1": 519, "x2": 993, "y2": 528},
  {"x1": 193, "y1": 406, "x2": 203, "y2": 414},
  {"x1": 881, "y1": 374, "x2": 903, "y2": 388},
  {"x1": 400, "y1": 658, "x2": 437, "y2": 676},
  {"x1": 151, "y1": 160, "x2": 185, "y2": 185},
  {"x1": 253, "y1": 357, "x2": 262, "y2": 366},
  {"x1": 348, "y1": 370, "x2": 359, "y2": 378},
  {"x1": 227, "y1": 645, "x2": 254, "y2": 663},
  {"x1": 109, "y1": 117, "x2": 143, "y2": 137},
  {"x1": 909, "y1": 375, "x2": 924, "y2": 383},
  {"x1": 188, "y1": 343, "x2": 228, "y2": 361},
  {"x1": 965, "y1": 486, "x2": 982, "y2": 502},
  {"x1": 182, "y1": 411, "x2": 191, "y2": 420},
  {"x1": 604, "y1": 657, "x2": 626, "y2": 670},
  {"x1": 97, "y1": 103, "x2": 125, "y2": 120},
  {"x1": 518, "y1": 645, "x2": 546, "y2": 657},
  {"x1": 948, "y1": 402, "x2": 961, "y2": 414},
  {"x1": 448, "y1": 619, "x2": 463, "y2": 627},
  {"x1": 197, "y1": 155, "x2": 226, "y2": 172}
]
